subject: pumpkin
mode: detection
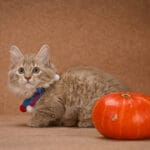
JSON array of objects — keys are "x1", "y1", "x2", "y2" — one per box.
[{"x1": 92, "y1": 92, "x2": 150, "y2": 139}]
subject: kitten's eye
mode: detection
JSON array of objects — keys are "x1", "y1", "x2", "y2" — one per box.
[
  {"x1": 18, "y1": 67, "x2": 25, "y2": 74},
  {"x1": 32, "y1": 67, "x2": 40, "y2": 74}
]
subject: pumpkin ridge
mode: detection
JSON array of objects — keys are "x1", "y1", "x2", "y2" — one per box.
[
  {"x1": 138, "y1": 96, "x2": 150, "y2": 105},
  {"x1": 100, "y1": 101, "x2": 107, "y2": 132},
  {"x1": 119, "y1": 97, "x2": 126, "y2": 137},
  {"x1": 135, "y1": 110, "x2": 141, "y2": 138}
]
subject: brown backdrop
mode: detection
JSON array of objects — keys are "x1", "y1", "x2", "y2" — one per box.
[{"x1": 0, "y1": 0, "x2": 150, "y2": 115}]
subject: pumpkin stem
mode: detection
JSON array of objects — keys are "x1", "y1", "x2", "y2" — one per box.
[{"x1": 121, "y1": 93, "x2": 131, "y2": 98}]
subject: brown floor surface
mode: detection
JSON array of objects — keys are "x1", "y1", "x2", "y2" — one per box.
[{"x1": 0, "y1": 116, "x2": 149, "y2": 150}]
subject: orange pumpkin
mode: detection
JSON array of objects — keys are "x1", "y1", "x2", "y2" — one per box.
[{"x1": 92, "y1": 92, "x2": 150, "y2": 139}]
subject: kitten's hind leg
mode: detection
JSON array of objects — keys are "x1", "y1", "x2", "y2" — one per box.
[
  {"x1": 78, "y1": 107, "x2": 94, "y2": 128},
  {"x1": 61, "y1": 107, "x2": 78, "y2": 127},
  {"x1": 27, "y1": 101, "x2": 65, "y2": 127}
]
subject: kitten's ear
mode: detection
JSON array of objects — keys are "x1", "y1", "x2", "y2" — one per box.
[
  {"x1": 36, "y1": 44, "x2": 50, "y2": 65},
  {"x1": 10, "y1": 45, "x2": 24, "y2": 64}
]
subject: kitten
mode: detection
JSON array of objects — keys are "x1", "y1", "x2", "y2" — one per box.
[{"x1": 8, "y1": 44, "x2": 128, "y2": 128}]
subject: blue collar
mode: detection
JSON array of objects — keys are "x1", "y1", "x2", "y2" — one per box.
[{"x1": 20, "y1": 88, "x2": 45, "y2": 112}]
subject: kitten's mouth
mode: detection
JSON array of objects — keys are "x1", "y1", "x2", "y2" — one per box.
[
  {"x1": 25, "y1": 81, "x2": 34, "y2": 89},
  {"x1": 26, "y1": 81, "x2": 31, "y2": 84},
  {"x1": 26, "y1": 82, "x2": 32, "y2": 85}
]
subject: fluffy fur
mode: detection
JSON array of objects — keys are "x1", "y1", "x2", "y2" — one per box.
[{"x1": 8, "y1": 44, "x2": 128, "y2": 128}]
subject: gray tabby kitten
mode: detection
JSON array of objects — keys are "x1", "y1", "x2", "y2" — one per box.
[{"x1": 8, "y1": 44, "x2": 127, "y2": 127}]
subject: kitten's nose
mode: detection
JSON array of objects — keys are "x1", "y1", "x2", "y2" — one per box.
[{"x1": 25, "y1": 76, "x2": 31, "y2": 81}]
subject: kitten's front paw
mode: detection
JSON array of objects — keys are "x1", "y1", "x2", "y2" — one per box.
[
  {"x1": 27, "y1": 119, "x2": 49, "y2": 128},
  {"x1": 27, "y1": 120, "x2": 41, "y2": 128}
]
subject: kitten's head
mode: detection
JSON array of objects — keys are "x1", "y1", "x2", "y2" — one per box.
[{"x1": 8, "y1": 44, "x2": 59, "y2": 98}]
